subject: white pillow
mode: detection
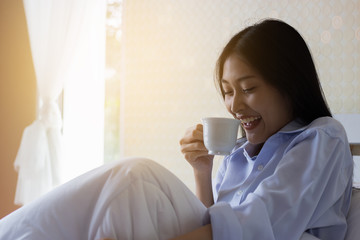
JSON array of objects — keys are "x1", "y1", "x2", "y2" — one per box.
[{"x1": 345, "y1": 188, "x2": 360, "y2": 240}]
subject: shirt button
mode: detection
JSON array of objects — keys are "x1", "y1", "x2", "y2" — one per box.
[
  {"x1": 257, "y1": 165, "x2": 264, "y2": 171},
  {"x1": 237, "y1": 190, "x2": 243, "y2": 195}
]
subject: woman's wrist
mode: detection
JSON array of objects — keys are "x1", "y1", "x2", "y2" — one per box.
[
  {"x1": 193, "y1": 168, "x2": 212, "y2": 179},
  {"x1": 193, "y1": 168, "x2": 214, "y2": 207}
]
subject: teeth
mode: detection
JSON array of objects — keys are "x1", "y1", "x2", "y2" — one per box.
[{"x1": 240, "y1": 116, "x2": 261, "y2": 124}]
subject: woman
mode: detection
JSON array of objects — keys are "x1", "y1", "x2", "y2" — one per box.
[
  {"x1": 178, "y1": 19, "x2": 353, "y2": 239},
  {"x1": 0, "y1": 19, "x2": 353, "y2": 240}
]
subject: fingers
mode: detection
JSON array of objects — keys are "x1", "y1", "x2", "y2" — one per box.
[
  {"x1": 180, "y1": 124, "x2": 210, "y2": 162},
  {"x1": 181, "y1": 141, "x2": 209, "y2": 165},
  {"x1": 180, "y1": 124, "x2": 206, "y2": 154},
  {"x1": 182, "y1": 149, "x2": 210, "y2": 162},
  {"x1": 179, "y1": 124, "x2": 204, "y2": 145}
]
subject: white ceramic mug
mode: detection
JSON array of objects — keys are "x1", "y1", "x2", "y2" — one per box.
[{"x1": 202, "y1": 117, "x2": 240, "y2": 155}]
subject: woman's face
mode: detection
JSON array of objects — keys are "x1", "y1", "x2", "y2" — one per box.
[{"x1": 221, "y1": 54, "x2": 293, "y2": 144}]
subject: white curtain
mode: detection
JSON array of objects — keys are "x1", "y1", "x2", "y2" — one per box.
[{"x1": 15, "y1": 0, "x2": 106, "y2": 205}]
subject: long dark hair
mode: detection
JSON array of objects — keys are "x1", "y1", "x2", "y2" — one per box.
[{"x1": 215, "y1": 19, "x2": 332, "y2": 125}]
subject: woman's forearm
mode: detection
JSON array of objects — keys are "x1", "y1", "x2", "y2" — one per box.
[
  {"x1": 194, "y1": 170, "x2": 214, "y2": 207},
  {"x1": 101, "y1": 225, "x2": 213, "y2": 240},
  {"x1": 170, "y1": 224, "x2": 212, "y2": 240}
]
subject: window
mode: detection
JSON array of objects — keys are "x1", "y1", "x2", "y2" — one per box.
[{"x1": 104, "y1": 0, "x2": 123, "y2": 163}]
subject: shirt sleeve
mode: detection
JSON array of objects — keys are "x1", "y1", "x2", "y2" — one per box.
[{"x1": 208, "y1": 127, "x2": 353, "y2": 240}]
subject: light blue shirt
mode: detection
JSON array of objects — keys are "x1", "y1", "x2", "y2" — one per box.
[{"x1": 208, "y1": 117, "x2": 353, "y2": 240}]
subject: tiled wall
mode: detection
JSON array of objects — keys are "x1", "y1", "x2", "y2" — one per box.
[{"x1": 121, "y1": 0, "x2": 360, "y2": 191}]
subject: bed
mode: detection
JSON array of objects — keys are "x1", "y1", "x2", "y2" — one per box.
[{"x1": 0, "y1": 152, "x2": 359, "y2": 240}]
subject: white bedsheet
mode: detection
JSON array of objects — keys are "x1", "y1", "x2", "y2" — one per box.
[
  {"x1": 1, "y1": 157, "x2": 359, "y2": 240},
  {"x1": 0, "y1": 158, "x2": 206, "y2": 240}
]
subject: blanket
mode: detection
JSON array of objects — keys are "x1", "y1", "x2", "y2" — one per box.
[{"x1": 0, "y1": 158, "x2": 206, "y2": 240}]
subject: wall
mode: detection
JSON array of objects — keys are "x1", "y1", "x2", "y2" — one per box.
[
  {"x1": 0, "y1": 0, "x2": 36, "y2": 218},
  {"x1": 0, "y1": 0, "x2": 358, "y2": 216},
  {"x1": 121, "y1": 0, "x2": 360, "y2": 191}
]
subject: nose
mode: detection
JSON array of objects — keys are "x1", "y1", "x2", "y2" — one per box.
[{"x1": 230, "y1": 91, "x2": 246, "y2": 115}]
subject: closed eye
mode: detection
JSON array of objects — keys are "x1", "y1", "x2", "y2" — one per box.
[
  {"x1": 242, "y1": 87, "x2": 256, "y2": 94},
  {"x1": 223, "y1": 90, "x2": 234, "y2": 96}
]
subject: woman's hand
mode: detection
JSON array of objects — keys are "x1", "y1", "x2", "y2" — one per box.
[
  {"x1": 180, "y1": 124, "x2": 214, "y2": 174},
  {"x1": 180, "y1": 124, "x2": 215, "y2": 207}
]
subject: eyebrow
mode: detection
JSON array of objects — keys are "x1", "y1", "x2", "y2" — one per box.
[{"x1": 221, "y1": 75, "x2": 256, "y2": 84}]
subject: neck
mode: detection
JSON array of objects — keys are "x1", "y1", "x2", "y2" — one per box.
[{"x1": 245, "y1": 142, "x2": 264, "y2": 157}]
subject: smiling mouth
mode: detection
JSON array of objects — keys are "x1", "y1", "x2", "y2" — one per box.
[{"x1": 240, "y1": 116, "x2": 262, "y2": 128}]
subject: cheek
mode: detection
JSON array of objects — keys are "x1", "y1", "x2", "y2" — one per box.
[
  {"x1": 224, "y1": 98, "x2": 232, "y2": 112},
  {"x1": 247, "y1": 95, "x2": 264, "y2": 113},
  {"x1": 262, "y1": 97, "x2": 291, "y2": 129}
]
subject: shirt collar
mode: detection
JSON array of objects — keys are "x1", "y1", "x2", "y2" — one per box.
[
  {"x1": 242, "y1": 142, "x2": 261, "y2": 160},
  {"x1": 278, "y1": 119, "x2": 307, "y2": 134},
  {"x1": 233, "y1": 119, "x2": 307, "y2": 156}
]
